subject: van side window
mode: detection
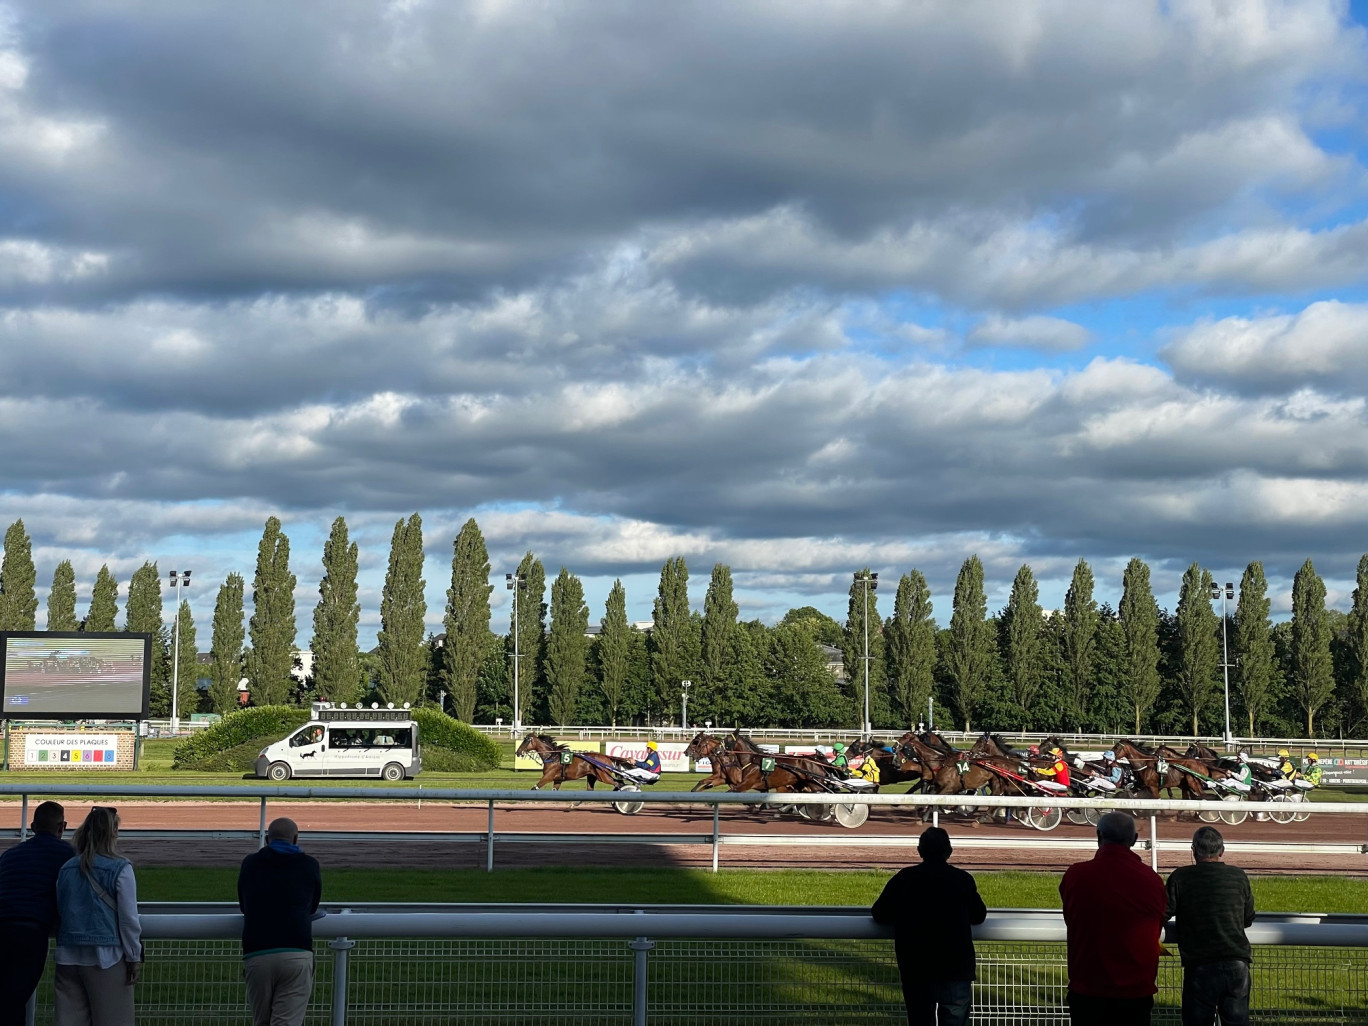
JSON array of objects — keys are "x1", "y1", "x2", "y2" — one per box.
[{"x1": 290, "y1": 725, "x2": 323, "y2": 748}]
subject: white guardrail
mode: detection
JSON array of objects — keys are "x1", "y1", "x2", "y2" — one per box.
[
  {"x1": 2, "y1": 785, "x2": 1365, "y2": 871},
  {"x1": 23, "y1": 907, "x2": 1368, "y2": 1026}
]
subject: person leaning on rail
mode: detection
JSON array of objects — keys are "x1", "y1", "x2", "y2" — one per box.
[
  {"x1": 238, "y1": 818, "x2": 323, "y2": 1026},
  {"x1": 872, "y1": 827, "x2": 987, "y2": 1026},
  {"x1": 53, "y1": 807, "x2": 143, "y2": 1026},
  {"x1": 1166, "y1": 826, "x2": 1255, "y2": 1026},
  {"x1": 1060, "y1": 811, "x2": 1167, "y2": 1026},
  {"x1": 0, "y1": 801, "x2": 75, "y2": 1026}
]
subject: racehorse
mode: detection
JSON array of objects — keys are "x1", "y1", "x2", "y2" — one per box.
[
  {"x1": 1112, "y1": 739, "x2": 1217, "y2": 801},
  {"x1": 515, "y1": 734, "x2": 632, "y2": 791},
  {"x1": 684, "y1": 732, "x2": 751, "y2": 792},
  {"x1": 846, "y1": 738, "x2": 924, "y2": 789}
]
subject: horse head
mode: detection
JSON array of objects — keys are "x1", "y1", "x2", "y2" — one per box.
[{"x1": 685, "y1": 732, "x2": 719, "y2": 759}]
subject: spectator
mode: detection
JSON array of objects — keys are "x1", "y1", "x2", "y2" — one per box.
[
  {"x1": 1166, "y1": 827, "x2": 1255, "y2": 1026},
  {"x1": 54, "y1": 807, "x2": 142, "y2": 1026},
  {"x1": 0, "y1": 801, "x2": 74, "y2": 1026},
  {"x1": 238, "y1": 818, "x2": 323, "y2": 1026},
  {"x1": 1060, "y1": 811, "x2": 1167, "y2": 1026},
  {"x1": 872, "y1": 827, "x2": 987, "y2": 1026}
]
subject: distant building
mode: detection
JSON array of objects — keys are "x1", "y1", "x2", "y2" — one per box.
[{"x1": 819, "y1": 644, "x2": 845, "y2": 681}]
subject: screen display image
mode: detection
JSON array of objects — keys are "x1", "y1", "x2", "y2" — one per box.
[{"x1": 2, "y1": 633, "x2": 150, "y2": 719}]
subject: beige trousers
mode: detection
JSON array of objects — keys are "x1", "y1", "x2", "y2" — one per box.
[
  {"x1": 53, "y1": 963, "x2": 134, "y2": 1026},
  {"x1": 243, "y1": 950, "x2": 314, "y2": 1026}
]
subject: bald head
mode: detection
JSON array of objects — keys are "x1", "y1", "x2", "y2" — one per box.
[
  {"x1": 1096, "y1": 811, "x2": 1138, "y2": 848},
  {"x1": 266, "y1": 818, "x2": 299, "y2": 844}
]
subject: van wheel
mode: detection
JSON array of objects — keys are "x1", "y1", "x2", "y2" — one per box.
[
  {"x1": 268, "y1": 762, "x2": 291, "y2": 782},
  {"x1": 382, "y1": 762, "x2": 405, "y2": 782}
]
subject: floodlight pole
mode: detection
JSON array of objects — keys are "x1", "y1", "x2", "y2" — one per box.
[
  {"x1": 854, "y1": 571, "x2": 878, "y2": 738},
  {"x1": 507, "y1": 573, "x2": 526, "y2": 735},
  {"x1": 169, "y1": 570, "x2": 191, "y2": 734},
  {"x1": 1212, "y1": 581, "x2": 1234, "y2": 745}
]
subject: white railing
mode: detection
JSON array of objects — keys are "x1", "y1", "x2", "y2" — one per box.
[{"x1": 23, "y1": 907, "x2": 1368, "y2": 1026}]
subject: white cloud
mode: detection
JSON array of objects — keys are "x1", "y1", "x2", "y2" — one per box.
[{"x1": 967, "y1": 313, "x2": 1093, "y2": 351}]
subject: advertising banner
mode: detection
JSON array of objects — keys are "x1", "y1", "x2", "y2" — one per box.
[
  {"x1": 1311, "y1": 756, "x2": 1368, "y2": 788},
  {"x1": 514, "y1": 740, "x2": 599, "y2": 771},
  {"x1": 605, "y1": 740, "x2": 689, "y2": 773},
  {"x1": 24, "y1": 733, "x2": 121, "y2": 767}
]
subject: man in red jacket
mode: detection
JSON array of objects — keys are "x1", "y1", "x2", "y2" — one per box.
[{"x1": 1060, "y1": 811, "x2": 1168, "y2": 1025}]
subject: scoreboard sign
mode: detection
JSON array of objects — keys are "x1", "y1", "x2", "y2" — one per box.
[{"x1": 23, "y1": 732, "x2": 121, "y2": 767}]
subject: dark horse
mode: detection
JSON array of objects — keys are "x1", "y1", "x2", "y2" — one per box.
[{"x1": 515, "y1": 734, "x2": 633, "y2": 791}]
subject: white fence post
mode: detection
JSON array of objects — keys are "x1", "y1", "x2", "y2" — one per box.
[
  {"x1": 1149, "y1": 812, "x2": 1159, "y2": 871},
  {"x1": 19, "y1": 793, "x2": 27, "y2": 842},
  {"x1": 258, "y1": 797, "x2": 267, "y2": 848},
  {"x1": 329, "y1": 936, "x2": 355, "y2": 1026},
  {"x1": 486, "y1": 800, "x2": 495, "y2": 872},
  {"x1": 711, "y1": 805, "x2": 720, "y2": 873}
]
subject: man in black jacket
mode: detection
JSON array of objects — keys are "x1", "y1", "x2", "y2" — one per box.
[
  {"x1": 238, "y1": 818, "x2": 323, "y2": 1026},
  {"x1": 0, "y1": 801, "x2": 73, "y2": 1026},
  {"x1": 872, "y1": 827, "x2": 987, "y2": 1026}
]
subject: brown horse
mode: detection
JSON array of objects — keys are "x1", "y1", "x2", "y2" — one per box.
[
  {"x1": 515, "y1": 734, "x2": 631, "y2": 791},
  {"x1": 684, "y1": 732, "x2": 751, "y2": 792},
  {"x1": 846, "y1": 739, "x2": 924, "y2": 790},
  {"x1": 1112, "y1": 739, "x2": 1216, "y2": 801}
]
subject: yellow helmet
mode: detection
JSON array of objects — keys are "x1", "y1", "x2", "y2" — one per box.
[
  {"x1": 1277, "y1": 749, "x2": 1290, "y2": 758},
  {"x1": 1308, "y1": 753, "x2": 1318, "y2": 760},
  {"x1": 646, "y1": 740, "x2": 658, "y2": 751}
]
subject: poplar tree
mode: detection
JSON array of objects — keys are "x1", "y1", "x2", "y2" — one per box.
[
  {"x1": 1061, "y1": 558, "x2": 1098, "y2": 729},
  {"x1": 209, "y1": 573, "x2": 246, "y2": 714},
  {"x1": 377, "y1": 513, "x2": 427, "y2": 706},
  {"x1": 0, "y1": 519, "x2": 37, "y2": 630},
  {"x1": 1002, "y1": 564, "x2": 1044, "y2": 728},
  {"x1": 444, "y1": 518, "x2": 492, "y2": 722},
  {"x1": 172, "y1": 600, "x2": 198, "y2": 718},
  {"x1": 510, "y1": 551, "x2": 547, "y2": 725},
  {"x1": 843, "y1": 569, "x2": 886, "y2": 729},
  {"x1": 598, "y1": 580, "x2": 630, "y2": 727},
  {"x1": 945, "y1": 555, "x2": 993, "y2": 731},
  {"x1": 310, "y1": 517, "x2": 360, "y2": 704},
  {"x1": 700, "y1": 563, "x2": 738, "y2": 717},
  {"x1": 1175, "y1": 562, "x2": 1220, "y2": 735},
  {"x1": 650, "y1": 557, "x2": 697, "y2": 724},
  {"x1": 126, "y1": 561, "x2": 171, "y2": 714},
  {"x1": 885, "y1": 570, "x2": 936, "y2": 728},
  {"x1": 1235, "y1": 561, "x2": 1279, "y2": 736},
  {"x1": 1291, "y1": 558, "x2": 1334, "y2": 736},
  {"x1": 546, "y1": 568, "x2": 589, "y2": 725},
  {"x1": 249, "y1": 517, "x2": 297, "y2": 706},
  {"x1": 1118, "y1": 557, "x2": 1161, "y2": 733},
  {"x1": 85, "y1": 565, "x2": 119, "y2": 632},
  {"x1": 47, "y1": 560, "x2": 78, "y2": 631}
]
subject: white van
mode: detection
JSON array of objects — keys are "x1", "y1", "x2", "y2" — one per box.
[{"x1": 255, "y1": 703, "x2": 421, "y2": 782}]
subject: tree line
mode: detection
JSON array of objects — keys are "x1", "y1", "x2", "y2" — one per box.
[{"x1": 0, "y1": 513, "x2": 1364, "y2": 737}]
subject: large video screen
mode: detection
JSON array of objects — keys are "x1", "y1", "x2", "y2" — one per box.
[{"x1": 1, "y1": 632, "x2": 151, "y2": 720}]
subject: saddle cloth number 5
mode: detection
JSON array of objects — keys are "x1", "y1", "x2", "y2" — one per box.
[{"x1": 560, "y1": 751, "x2": 574, "y2": 765}]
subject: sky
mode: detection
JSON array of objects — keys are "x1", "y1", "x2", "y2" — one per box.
[{"x1": 2, "y1": 0, "x2": 1368, "y2": 645}]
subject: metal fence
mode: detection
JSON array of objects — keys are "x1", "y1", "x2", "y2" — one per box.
[{"x1": 22, "y1": 909, "x2": 1368, "y2": 1025}]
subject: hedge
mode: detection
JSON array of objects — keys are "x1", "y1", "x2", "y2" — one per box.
[{"x1": 171, "y1": 704, "x2": 501, "y2": 773}]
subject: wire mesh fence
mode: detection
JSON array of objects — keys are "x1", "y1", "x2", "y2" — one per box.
[{"x1": 24, "y1": 938, "x2": 1368, "y2": 1025}]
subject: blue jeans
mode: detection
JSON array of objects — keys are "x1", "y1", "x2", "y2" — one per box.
[
  {"x1": 1182, "y1": 960, "x2": 1250, "y2": 1026},
  {"x1": 902, "y1": 978, "x2": 971, "y2": 1026}
]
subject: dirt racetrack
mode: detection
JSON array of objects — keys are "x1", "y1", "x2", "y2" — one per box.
[{"x1": 5, "y1": 799, "x2": 1365, "y2": 875}]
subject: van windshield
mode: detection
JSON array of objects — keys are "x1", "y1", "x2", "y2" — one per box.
[
  {"x1": 289, "y1": 725, "x2": 324, "y2": 747},
  {"x1": 327, "y1": 727, "x2": 412, "y2": 749}
]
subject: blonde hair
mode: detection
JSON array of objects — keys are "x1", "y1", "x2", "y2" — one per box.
[{"x1": 73, "y1": 807, "x2": 122, "y2": 874}]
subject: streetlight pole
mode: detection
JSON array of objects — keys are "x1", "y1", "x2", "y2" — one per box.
[
  {"x1": 853, "y1": 571, "x2": 878, "y2": 737},
  {"x1": 506, "y1": 573, "x2": 526, "y2": 735},
  {"x1": 1211, "y1": 580, "x2": 1235, "y2": 744},
  {"x1": 168, "y1": 570, "x2": 191, "y2": 734},
  {"x1": 681, "y1": 679, "x2": 691, "y2": 730}
]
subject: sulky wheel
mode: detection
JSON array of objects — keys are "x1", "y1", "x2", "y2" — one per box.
[
  {"x1": 612, "y1": 784, "x2": 644, "y2": 816},
  {"x1": 1291, "y1": 792, "x2": 1311, "y2": 823},
  {"x1": 1268, "y1": 794, "x2": 1297, "y2": 825},
  {"x1": 1026, "y1": 805, "x2": 1063, "y2": 832},
  {"x1": 1218, "y1": 794, "x2": 1248, "y2": 827},
  {"x1": 834, "y1": 802, "x2": 870, "y2": 829},
  {"x1": 1066, "y1": 809, "x2": 1090, "y2": 826},
  {"x1": 1197, "y1": 796, "x2": 1223, "y2": 824}
]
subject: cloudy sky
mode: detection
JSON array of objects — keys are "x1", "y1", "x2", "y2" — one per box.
[{"x1": 4, "y1": 0, "x2": 1368, "y2": 643}]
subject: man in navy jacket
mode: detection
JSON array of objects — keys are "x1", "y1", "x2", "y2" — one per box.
[{"x1": 0, "y1": 801, "x2": 74, "y2": 1026}]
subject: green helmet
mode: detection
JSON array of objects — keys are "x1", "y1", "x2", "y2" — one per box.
[{"x1": 833, "y1": 743, "x2": 846, "y2": 752}]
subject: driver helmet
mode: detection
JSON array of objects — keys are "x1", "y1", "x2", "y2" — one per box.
[
  {"x1": 1308, "y1": 753, "x2": 1318, "y2": 761},
  {"x1": 1050, "y1": 746, "x2": 1062, "y2": 756},
  {"x1": 646, "y1": 741, "x2": 658, "y2": 751},
  {"x1": 1102, "y1": 751, "x2": 1115, "y2": 762},
  {"x1": 1028, "y1": 745, "x2": 1039, "y2": 754},
  {"x1": 833, "y1": 743, "x2": 846, "y2": 753},
  {"x1": 1278, "y1": 748, "x2": 1291, "y2": 758},
  {"x1": 1238, "y1": 749, "x2": 1249, "y2": 760}
]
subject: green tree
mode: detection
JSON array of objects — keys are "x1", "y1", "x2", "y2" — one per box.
[
  {"x1": 1061, "y1": 558, "x2": 1098, "y2": 729},
  {"x1": 209, "y1": 573, "x2": 246, "y2": 714},
  {"x1": 127, "y1": 562, "x2": 171, "y2": 715},
  {"x1": 310, "y1": 517, "x2": 361, "y2": 704},
  {"x1": 1119, "y1": 557, "x2": 1162, "y2": 733},
  {"x1": 0, "y1": 519, "x2": 37, "y2": 630},
  {"x1": 1001, "y1": 564, "x2": 1044, "y2": 728},
  {"x1": 717, "y1": 620, "x2": 771, "y2": 727},
  {"x1": 843, "y1": 570, "x2": 885, "y2": 730},
  {"x1": 700, "y1": 564, "x2": 738, "y2": 720},
  {"x1": 1235, "y1": 561, "x2": 1279, "y2": 736},
  {"x1": 84, "y1": 565, "x2": 119, "y2": 632},
  {"x1": 598, "y1": 580, "x2": 631, "y2": 727},
  {"x1": 546, "y1": 568, "x2": 590, "y2": 725},
  {"x1": 945, "y1": 556, "x2": 994, "y2": 731},
  {"x1": 443, "y1": 518, "x2": 492, "y2": 723},
  {"x1": 779, "y1": 606, "x2": 844, "y2": 647},
  {"x1": 377, "y1": 513, "x2": 427, "y2": 707},
  {"x1": 765, "y1": 622, "x2": 848, "y2": 727},
  {"x1": 248, "y1": 516, "x2": 297, "y2": 706},
  {"x1": 1175, "y1": 562, "x2": 1220, "y2": 735},
  {"x1": 885, "y1": 570, "x2": 936, "y2": 728},
  {"x1": 510, "y1": 551, "x2": 547, "y2": 725},
  {"x1": 650, "y1": 557, "x2": 697, "y2": 724},
  {"x1": 1291, "y1": 558, "x2": 1334, "y2": 736},
  {"x1": 47, "y1": 560, "x2": 78, "y2": 631},
  {"x1": 172, "y1": 599, "x2": 198, "y2": 717}
]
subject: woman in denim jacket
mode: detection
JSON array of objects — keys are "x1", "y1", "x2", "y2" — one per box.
[{"x1": 54, "y1": 807, "x2": 142, "y2": 1026}]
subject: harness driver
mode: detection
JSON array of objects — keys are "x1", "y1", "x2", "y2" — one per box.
[{"x1": 623, "y1": 740, "x2": 662, "y2": 784}]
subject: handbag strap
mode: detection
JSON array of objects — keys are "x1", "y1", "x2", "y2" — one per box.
[{"x1": 81, "y1": 864, "x2": 119, "y2": 912}]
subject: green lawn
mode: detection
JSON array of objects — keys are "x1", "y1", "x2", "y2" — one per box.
[{"x1": 133, "y1": 866, "x2": 1368, "y2": 914}]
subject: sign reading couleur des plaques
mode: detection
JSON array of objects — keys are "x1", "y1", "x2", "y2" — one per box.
[{"x1": 24, "y1": 733, "x2": 121, "y2": 767}]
